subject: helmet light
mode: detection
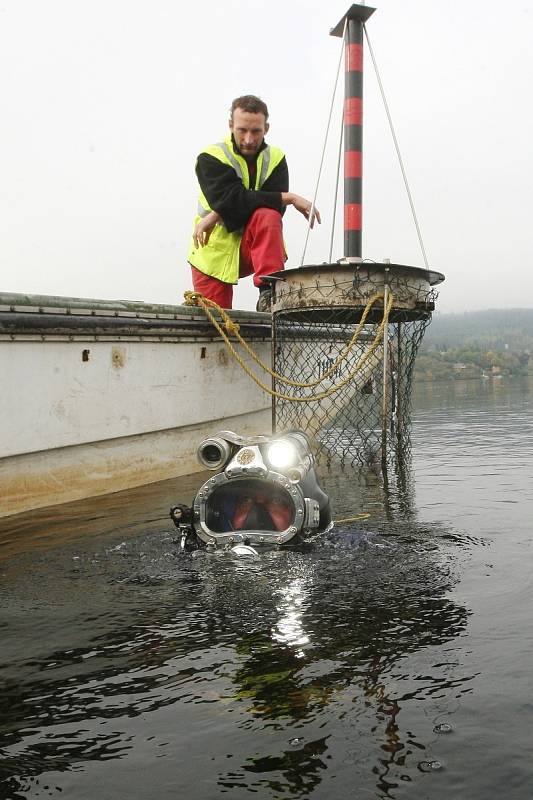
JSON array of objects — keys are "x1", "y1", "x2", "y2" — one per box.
[{"x1": 266, "y1": 439, "x2": 298, "y2": 470}]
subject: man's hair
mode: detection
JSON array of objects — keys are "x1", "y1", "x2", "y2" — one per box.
[{"x1": 230, "y1": 95, "x2": 269, "y2": 121}]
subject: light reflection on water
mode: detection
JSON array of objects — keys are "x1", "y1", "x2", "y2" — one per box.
[
  {"x1": 271, "y1": 578, "x2": 311, "y2": 654},
  {"x1": 0, "y1": 377, "x2": 532, "y2": 800}
]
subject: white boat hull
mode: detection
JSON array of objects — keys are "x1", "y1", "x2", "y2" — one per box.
[{"x1": 0, "y1": 294, "x2": 272, "y2": 517}]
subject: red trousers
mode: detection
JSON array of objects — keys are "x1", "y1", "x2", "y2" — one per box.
[{"x1": 191, "y1": 207, "x2": 285, "y2": 309}]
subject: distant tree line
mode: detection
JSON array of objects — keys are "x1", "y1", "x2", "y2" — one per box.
[{"x1": 414, "y1": 308, "x2": 533, "y2": 381}]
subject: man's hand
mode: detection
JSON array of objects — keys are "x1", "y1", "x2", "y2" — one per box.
[
  {"x1": 193, "y1": 211, "x2": 221, "y2": 248},
  {"x1": 281, "y1": 192, "x2": 321, "y2": 228}
]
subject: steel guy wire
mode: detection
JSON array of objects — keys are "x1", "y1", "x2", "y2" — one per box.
[
  {"x1": 363, "y1": 23, "x2": 429, "y2": 268},
  {"x1": 300, "y1": 18, "x2": 347, "y2": 266}
]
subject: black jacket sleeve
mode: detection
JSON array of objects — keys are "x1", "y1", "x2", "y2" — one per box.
[{"x1": 195, "y1": 153, "x2": 289, "y2": 232}]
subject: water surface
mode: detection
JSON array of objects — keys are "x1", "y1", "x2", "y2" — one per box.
[{"x1": 1, "y1": 378, "x2": 532, "y2": 799}]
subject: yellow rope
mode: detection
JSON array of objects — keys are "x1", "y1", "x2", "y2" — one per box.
[
  {"x1": 185, "y1": 290, "x2": 391, "y2": 388},
  {"x1": 183, "y1": 290, "x2": 393, "y2": 403},
  {"x1": 333, "y1": 513, "x2": 371, "y2": 524}
]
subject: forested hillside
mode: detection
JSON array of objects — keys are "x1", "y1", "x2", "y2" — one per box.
[{"x1": 415, "y1": 309, "x2": 533, "y2": 381}]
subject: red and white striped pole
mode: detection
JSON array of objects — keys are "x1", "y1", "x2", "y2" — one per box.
[{"x1": 331, "y1": 4, "x2": 376, "y2": 261}]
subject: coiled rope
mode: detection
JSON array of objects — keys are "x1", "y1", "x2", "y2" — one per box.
[{"x1": 183, "y1": 290, "x2": 393, "y2": 403}]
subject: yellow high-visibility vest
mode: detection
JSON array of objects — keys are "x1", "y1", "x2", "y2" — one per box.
[{"x1": 188, "y1": 137, "x2": 285, "y2": 284}]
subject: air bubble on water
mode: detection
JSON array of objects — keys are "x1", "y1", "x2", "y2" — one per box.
[
  {"x1": 418, "y1": 760, "x2": 443, "y2": 772},
  {"x1": 433, "y1": 722, "x2": 453, "y2": 734}
]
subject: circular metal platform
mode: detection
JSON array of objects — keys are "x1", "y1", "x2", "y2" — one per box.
[{"x1": 267, "y1": 261, "x2": 445, "y2": 322}]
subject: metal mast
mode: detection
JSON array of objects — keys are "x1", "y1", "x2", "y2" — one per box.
[{"x1": 331, "y1": 4, "x2": 376, "y2": 261}]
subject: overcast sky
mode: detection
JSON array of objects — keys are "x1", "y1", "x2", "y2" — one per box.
[{"x1": 1, "y1": 0, "x2": 532, "y2": 314}]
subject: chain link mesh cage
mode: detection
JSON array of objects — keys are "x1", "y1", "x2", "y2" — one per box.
[{"x1": 271, "y1": 262, "x2": 444, "y2": 469}]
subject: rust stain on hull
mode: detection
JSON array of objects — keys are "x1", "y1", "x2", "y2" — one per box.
[{"x1": 0, "y1": 410, "x2": 271, "y2": 519}]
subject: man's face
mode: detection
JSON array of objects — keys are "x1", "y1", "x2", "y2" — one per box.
[{"x1": 229, "y1": 108, "x2": 269, "y2": 159}]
